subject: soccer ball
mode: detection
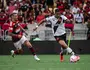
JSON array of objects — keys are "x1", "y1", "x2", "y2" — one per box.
[{"x1": 70, "y1": 55, "x2": 80, "y2": 63}]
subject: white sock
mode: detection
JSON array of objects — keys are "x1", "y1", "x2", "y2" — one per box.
[{"x1": 66, "y1": 47, "x2": 75, "y2": 55}]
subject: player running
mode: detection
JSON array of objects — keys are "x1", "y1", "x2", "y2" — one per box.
[
  {"x1": 33, "y1": 8, "x2": 80, "y2": 62},
  {"x1": 8, "y1": 12, "x2": 40, "y2": 61}
]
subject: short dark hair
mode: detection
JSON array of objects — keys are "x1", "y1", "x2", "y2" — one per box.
[{"x1": 55, "y1": 8, "x2": 59, "y2": 13}]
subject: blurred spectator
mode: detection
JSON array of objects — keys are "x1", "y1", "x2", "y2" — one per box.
[
  {"x1": 19, "y1": 1, "x2": 30, "y2": 23},
  {"x1": 63, "y1": 0, "x2": 70, "y2": 9},
  {"x1": 46, "y1": 0, "x2": 53, "y2": 7},
  {"x1": 56, "y1": 0, "x2": 65, "y2": 13},
  {"x1": 36, "y1": 11, "x2": 45, "y2": 23},
  {"x1": 20, "y1": 3, "x2": 29, "y2": 12},
  {"x1": 64, "y1": 8, "x2": 74, "y2": 23},
  {"x1": 83, "y1": 1, "x2": 90, "y2": 22},
  {"x1": 0, "y1": 3, "x2": 3, "y2": 11},
  {"x1": 27, "y1": 12, "x2": 34, "y2": 24},
  {"x1": 44, "y1": 6, "x2": 52, "y2": 17},
  {"x1": 0, "y1": 10, "x2": 8, "y2": 28},
  {"x1": 46, "y1": 0, "x2": 54, "y2": 12},
  {"x1": 34, "y1": 4, "x2": 41, "y2": 19},
  {"x1": 71, "y1": 2, "x2": 80, "y2": 14},
  {"x1": 64, "y1": 8, "x2": 74, "y2": 35},
  {"x1": 74, "y1": 10, "x2": 84, "y2": 24},
  {"x1": 6, "y1": 0, "x2": 16, "y2": 14},
  {"x1": 31, "y1": 0, "x2": 37, "y2": 4},
  {"x1": 73, "y1": 0, "x2": 82, "y2": 7},
  {"x1": 69, "y1": 0, "x2": 75, "y2": 6},
  {"x1": 27, "y1": 0, "x2": 33, "y2": 12},
  {"x1": 39, "y1": 0, "x2": 46, "y2": 8},
  {"x1": 79, "y1": 3, "x2": 83, "y2": 11}
]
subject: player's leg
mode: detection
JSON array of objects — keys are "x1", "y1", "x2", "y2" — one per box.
[
  {"x1": 58, "y1": 39, "x2": 76, "y2": 62},
  {"x1": 58, "y1": 39, "x2": 75, "y2": 55},
  {"x1": 11, "y1": 49, "x2": 23, "y2": 57},
  {"x1": 11, "y1": 41, "x2": 23, "y2": 57},
  {"x1": 24, "y1": 40, "x2": 40, "y2": 61},
  {"x1": 54, "y1": 35, "x2": 66, "y2": 62},
  {"x1": 60, "y1": 47, "x2": 64, "y2": 62},
  {"x1": 59, "y1": 37, "x2": 80, "y2": 61},
  {"x1": 21, "y1": 35, "x2": 40, "y2": 61},
  {"x1": 55, "y1": 34, "x2": 75, "y2": 62}
]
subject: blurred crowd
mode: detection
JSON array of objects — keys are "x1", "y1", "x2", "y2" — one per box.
[{"x1": 0, "y1": 0, "x2": 90, "y2": 29}]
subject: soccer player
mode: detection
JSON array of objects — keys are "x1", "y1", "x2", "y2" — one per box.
[
  {"x1": 8, "y1": 12, "x2": 40, "y2": 61},
  {"x1": 33, "y1": 8, "x2": 80, "y2": 62}
]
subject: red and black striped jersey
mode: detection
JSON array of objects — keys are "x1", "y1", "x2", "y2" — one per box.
[{"x1": 8, "y1": 21, "x2": 23, "y2": 42}]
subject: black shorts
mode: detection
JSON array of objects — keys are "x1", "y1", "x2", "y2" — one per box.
[{"x1": 54, "y1": 33, "x2": 66, "y2": 42}]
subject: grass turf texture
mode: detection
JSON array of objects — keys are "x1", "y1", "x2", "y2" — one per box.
[{"x1": 0, "y1": 55, "x2": 90, "y2": 70}]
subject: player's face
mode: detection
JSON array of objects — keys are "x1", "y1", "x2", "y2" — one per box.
[
  {"x1": 12, "y1": 13, "x2": 18, "y2": 21},
  {"x1": 58, "y1": 17, "x2": 62, "y2": 22},
  {"x1": 55, "y1": 11, "x2": 60, "y2": 18}
]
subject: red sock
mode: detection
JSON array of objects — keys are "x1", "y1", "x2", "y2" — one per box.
[
  {"x1": 60, "y1": 52, "x2": 64, "y2": 62},
  {"x1": 29, "y1": 47, "x2": 36, "y2": 55},
  {"x1": 14, "y1": 50, "x2": 19, "y2": 54}
]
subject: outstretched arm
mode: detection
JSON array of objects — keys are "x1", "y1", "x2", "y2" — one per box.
[
  {"x1": 18, "y1": 24, "x2": 28, "y2": 35},
  {"x1": 33, "y1": 19, "x2": 46, "y2": 31}
]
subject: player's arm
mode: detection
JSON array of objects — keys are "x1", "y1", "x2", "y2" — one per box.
[
  {"x1": 8, "y1": 27, "x2": 22, "y2": 38},
  {"x1": 18, "y1": 24, "x2": 28, "y2": 35},
  {"x1": 33, "y1": 19, "x2": 46, "y2": 31},
  {"x1": 61, "y1": 15, "x2": 70, "y2": 23}
]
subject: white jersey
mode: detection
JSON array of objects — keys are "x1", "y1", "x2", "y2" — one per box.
[
  {"x1": 46, "y1": 15, "x2": 67, "y2": 36},
  {"x1": 74, "y1": 13, "x2": 84, "y2": 23}
]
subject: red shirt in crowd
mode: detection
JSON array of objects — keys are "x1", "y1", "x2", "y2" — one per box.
[
  {"x1": 73, "y1": 0, "x2": 82, "y2": 7},
  {"x1": 0, "y1": 12, "x2": 8, "y2": 27},
  {"x1": 36, "y1": 14, "x2": 45, "y2": 23},
  {"x1": 65, "y1": 13, "x2": 73, "y2": 20}
]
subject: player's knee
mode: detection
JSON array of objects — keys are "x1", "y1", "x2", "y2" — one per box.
[{"x1": 24, "y1": 41, "x2": 32, "y2": 48}]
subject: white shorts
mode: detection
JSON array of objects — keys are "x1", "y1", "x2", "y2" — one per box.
[{"x1": 13, "y1": 35, "x2": 28, "y2": 50}]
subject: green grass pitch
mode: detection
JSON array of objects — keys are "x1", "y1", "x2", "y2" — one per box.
[{"x1": 0, "y1": 55, "x2": 90, "y2": 70}]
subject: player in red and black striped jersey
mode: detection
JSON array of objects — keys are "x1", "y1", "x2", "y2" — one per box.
[
  {"x1": 9, "y1": 21, "x2": 23, "y2": 42},
  {"x1": 8, "y1": 12, "x2": 40, "y2": 61}
]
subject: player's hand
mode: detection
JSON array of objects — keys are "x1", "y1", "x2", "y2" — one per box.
[
  {"x1": 33, "y1": 25, "x2": 38, "y2": 31},
  {"x1": 17, "y1": 35, "x2": 22, "y2": 38}
]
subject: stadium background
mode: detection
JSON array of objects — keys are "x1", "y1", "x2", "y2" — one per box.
[
  {"x1": 0, "y1": 40, "x2": 90, "y2": 55},
  {"x1": 0, "y1": 0, "x2": 90, "y2": 70}
]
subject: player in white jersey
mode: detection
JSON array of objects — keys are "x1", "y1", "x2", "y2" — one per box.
[{"x1": 33, "y1": 8, "x2": 80, "y2": 62}]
